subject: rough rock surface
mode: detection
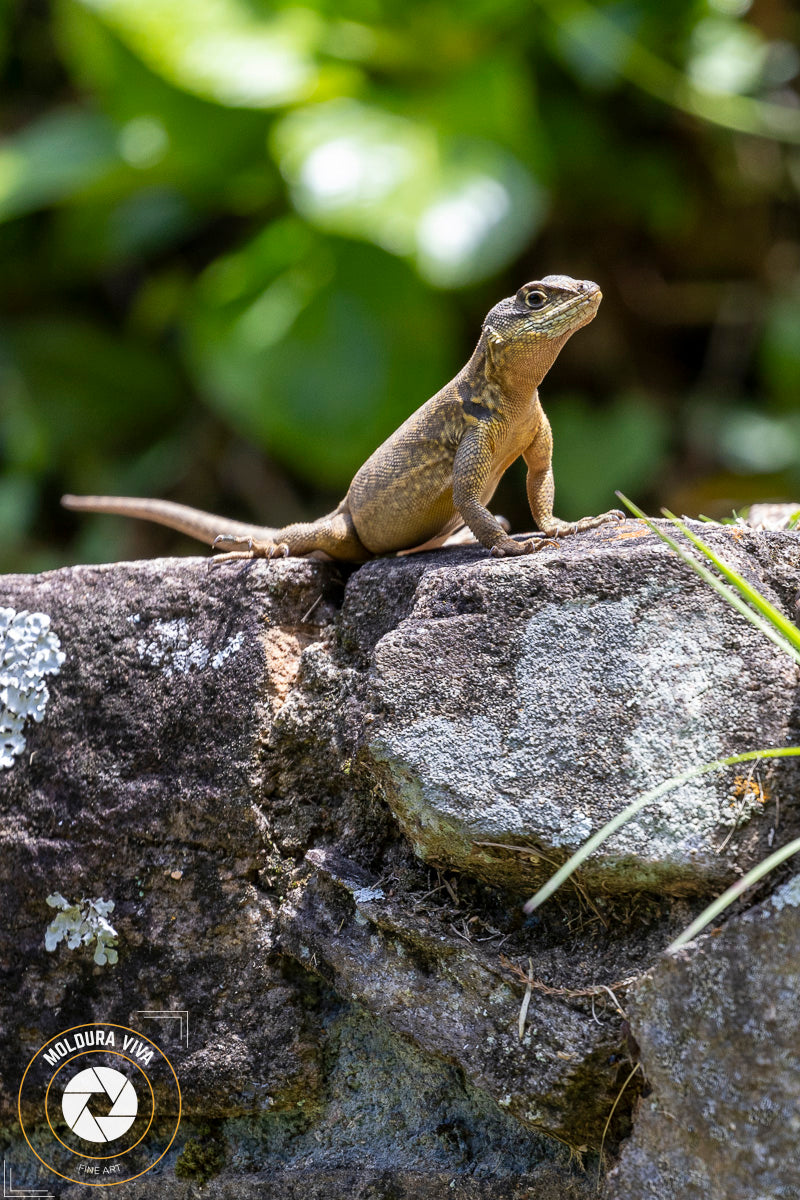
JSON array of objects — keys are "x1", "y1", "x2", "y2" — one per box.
[
  {"x1": 608, "y1": 873, "x2": 800, "y2": 1200},
  {"x1": 354, "y1": 522, "x2": 800, "y2": 895},
  {"x1": 1, "y1": 520, "x2": 799, "y2": 1197}
]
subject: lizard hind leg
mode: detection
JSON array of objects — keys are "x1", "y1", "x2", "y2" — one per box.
[{"x1": 212, "y1": 506, "x2": 372, "y2": 564}]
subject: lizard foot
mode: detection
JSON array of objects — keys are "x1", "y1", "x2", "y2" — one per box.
[
  {"x1": 490, "y1": 534, "x2": 559, "y2": 557},
  {"x1": 211, "y1": 534, "x2": 291, "y2": 562},
  {"x1": 539, "y1": 509, "x2": 625, "y2": 539}
]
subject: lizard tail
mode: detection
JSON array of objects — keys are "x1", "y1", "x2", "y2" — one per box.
[{"x1": 61, "y1": 494, "x2": 280, "y2": 549}]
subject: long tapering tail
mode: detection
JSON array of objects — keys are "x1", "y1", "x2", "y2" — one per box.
[{"x1": 61, "y1": 495, "x2": 280, "y2": 548}]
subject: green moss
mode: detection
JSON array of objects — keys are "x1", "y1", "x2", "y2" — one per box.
[{"x1": 175, "y1": 1129, "x2": 226, "y2": 1185}]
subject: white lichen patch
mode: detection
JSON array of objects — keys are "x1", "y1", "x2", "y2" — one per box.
[
  {"x1": 136, "y1": 618, "x2": 244, "y2": 677},
  {"x1": 137, "y1": 618, "x2": 209, "y2": 675},
  {"x1": 352, "y1": 886, "x2": 385, "y2": 904},
  {"x1": 1, "y1": 607, "x2": 65, "y2": 769},
  {"x1": 212, "y1": 630, "x2": 244, "y2": 669},
  {"x1": 45, "y1": 894, "x2": 118, "y2": 966},
  {"x1": 770, "y1": 874, "x2": 800, "y2": 912}
]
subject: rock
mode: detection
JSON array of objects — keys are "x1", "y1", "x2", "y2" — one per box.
[
  {"x1": 279, "y1": 847, "x2": 628, "y2": 1149},
  {"x1": 0, "y1": 554, "x2": 604, "y2": 1196},
  {"x1": 745, "y1": 502, "x2": 800, "y2": 530},
  {"x1": 354, "y1": 522, "x2": 800, "y2": 895},
  {"x1": 2, "y1": 521, "x2": 800, "y2": 1197},
  {"x1": 608, "y1": 873, "x2": 800, "y2": 1200},
  {"x1": 0, "y1": 557, "x2": 340, "y2": 1125}
]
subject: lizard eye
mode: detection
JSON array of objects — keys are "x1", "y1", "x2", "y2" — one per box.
[{"x1": 523, "y1": 289, "x2": 548, "y2": 310}]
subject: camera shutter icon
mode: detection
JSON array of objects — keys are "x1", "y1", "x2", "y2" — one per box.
[{"x1": 61, "y1": 1066, "x2": 138, "y2": 1143}]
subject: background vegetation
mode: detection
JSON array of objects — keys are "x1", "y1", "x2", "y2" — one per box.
[{"x1": 2, "y1": 0, "x2": 799, "y2": 572}]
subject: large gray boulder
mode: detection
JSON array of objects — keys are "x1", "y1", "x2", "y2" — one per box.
[{"x1": 353, "y1": 522, "x2": 799, "y2": 894}]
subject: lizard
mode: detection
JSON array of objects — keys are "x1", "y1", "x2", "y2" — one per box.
[{"x1": 62, "y1": 274, "x2": 623, "y2": 562}]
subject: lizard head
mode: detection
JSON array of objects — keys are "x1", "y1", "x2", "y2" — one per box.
[{"x1": 481, "y1": 275, "x2": 601, "y2": 385}]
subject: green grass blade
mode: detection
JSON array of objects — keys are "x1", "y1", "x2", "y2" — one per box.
[
  {"x1": 523, "y1": 748, "x2": 800, "y2": 913},
  {"x1": 617, "y1": 494, "x2": 800, "y2": 667},
  {"x1": 668, "y1": 834, "x2": 800, "y2": 951},
  {"x1": 660, "y1": 505, "x2": 800, "y2": 655}
]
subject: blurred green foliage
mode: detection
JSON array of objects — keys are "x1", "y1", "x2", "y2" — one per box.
[{"x1": 1, "y1": 0, "x2": 799, "y2": 571}]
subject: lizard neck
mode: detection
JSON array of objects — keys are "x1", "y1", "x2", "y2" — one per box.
[{"x1": 465, "y1": 328, "x2": 573, "y2": 414}]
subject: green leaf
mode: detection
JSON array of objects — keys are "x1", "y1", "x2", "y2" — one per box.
[
  {"x1": 184, "y1": 234, "x2": 458, "y2": 488},
  {"x1": 549, "y1": 394, "x2": 669, "y2": 518},
  {"x1": 272, "y1": 99, "x2": 545, "y2": 287},
  {"x1": 55, "y1": 0, "x2": 280, "y2": 208},
  {"x1": 73, "y1": 0, "x2": 325, "y2": 108},
  {"x1": 2, "y1": 318, "x2": 186, "y2": 478},
  {"x1": 0, "y1": 108, "x2": 121, "y2": 223},
  {"x1": 542, "y1": 0, "x2": 800, "y2": 144}
]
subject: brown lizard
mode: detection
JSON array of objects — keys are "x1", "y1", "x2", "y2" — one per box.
[{"x1": 62, "y1": 274, "x2": 623, "y2": 562}]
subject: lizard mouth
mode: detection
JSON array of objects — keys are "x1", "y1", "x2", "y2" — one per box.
[
  {"x1": 533, "y1": 288, "x2": 601, "y2": 333},
  {"x1": 560, "y1": 288, "x2": 601, "y2": 312}
]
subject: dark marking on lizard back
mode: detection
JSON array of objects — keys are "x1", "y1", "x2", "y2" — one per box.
[{"x1": 457, "y1": 378, "x2": 493, "y2": 422}]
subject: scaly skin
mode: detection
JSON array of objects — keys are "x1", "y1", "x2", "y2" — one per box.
[{"x1": 62, "y1": 275, "x2": 623, "y2": 561}]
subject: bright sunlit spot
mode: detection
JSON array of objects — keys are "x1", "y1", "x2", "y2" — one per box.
[
  {"x1": 298, "y1": 137, "x2": 414, "y2": 206},
  {"x1": 182, "y1": 32, "x2": 314, "y2": 107},
  {"x1": 688, "y1": 17, "x2": 767, "y2": 94},
  {"x1": 416, "y1": 177, "x2": 511, "y2": 271}
]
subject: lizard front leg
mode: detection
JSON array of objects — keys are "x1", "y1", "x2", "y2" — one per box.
[
  {"x1": 523, "y1": 415, "x2": 623, "y2": 539},
  {"x1": 452, "y1": 428, "x2": 556, "y2": 556}
]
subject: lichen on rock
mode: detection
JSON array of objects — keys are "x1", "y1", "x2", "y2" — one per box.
[{"x1": 0, "y1": 606, "x2": 64, "y2": 769}]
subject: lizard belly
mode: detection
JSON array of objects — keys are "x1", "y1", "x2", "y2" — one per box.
[
  {"x1": 347, "y1": 439, "x2": 458, "y2": 554},
  {"x1": 346, "y1": 387, "x2": 541, "y2": 554}
]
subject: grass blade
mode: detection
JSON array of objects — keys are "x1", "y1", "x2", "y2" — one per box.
[
  {"x1": 523, "y1": 748, "x2": 800, "y2": 913},
  {"x1": 617, "y1": 493, "x2": 800, "y2": 667},
  {"x1": 660, "y1": 505, "x2": 800, "y2": 654},
  {"x1": 668, "y1": 834, "x2": 800, "y2": 951}
]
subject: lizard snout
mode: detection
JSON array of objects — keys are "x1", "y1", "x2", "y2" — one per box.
[{"x1": 578, "y1": 279, "x2": 601, "y2": 297}]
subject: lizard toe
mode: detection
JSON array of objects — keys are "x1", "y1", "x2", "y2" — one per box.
[
  {"x1": 491, "y1": 536, "x2": 559, "y2": 557},
  {"x1": 213, "y1": 533, "x2": 256, "y2": 554}
]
